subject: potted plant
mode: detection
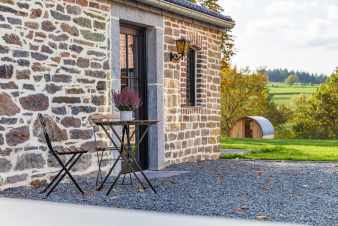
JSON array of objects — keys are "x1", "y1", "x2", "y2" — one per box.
[{"x1": 112, "y1": 89, "x2": 141, "y2": 121}]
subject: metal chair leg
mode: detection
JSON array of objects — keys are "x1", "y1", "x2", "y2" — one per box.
[
  {"x1": 40, "y1": 154, "x2": 77, "y2": 194},
  {"x1": 46, "y1": 154, "x2": 84, "y2": 197},
  {"x1": 38, "y1": 114, "x2": 87, "y2": 197},
  {"x1": 95, "y1": 150, "x2": 105, "y2": 188},
  {"x1": 106, "y1": 172, "x2": 122, "y2": 196}
]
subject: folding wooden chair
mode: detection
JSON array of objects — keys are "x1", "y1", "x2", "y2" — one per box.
[{"x1": 38, "y1": 114, "x2": 88, "y2": 197}]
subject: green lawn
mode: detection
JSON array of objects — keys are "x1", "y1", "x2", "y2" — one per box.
[
  {"x1": 221, "y1": 138, "x2": 338, "y2": 161},
  {"x1": 268, "y1": 83, "x2": 319, "y2": 108}
]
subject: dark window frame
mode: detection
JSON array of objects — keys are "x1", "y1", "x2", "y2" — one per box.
[{"x1": 186, "y1": 48, "x2": 197, "y2": 106}]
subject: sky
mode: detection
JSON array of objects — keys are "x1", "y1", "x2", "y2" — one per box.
[{"x1": 219, "y1": 0, "x2": 338, "y2": 75}]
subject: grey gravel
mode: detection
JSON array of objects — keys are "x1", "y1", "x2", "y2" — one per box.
[{"x1": 1, "y1": 160, "x2": 337, "y2": 226}]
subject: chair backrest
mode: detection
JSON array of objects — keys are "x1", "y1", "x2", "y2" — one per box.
[{"x1": 37, "y1": 114, "x2": 54, "y2": 152}]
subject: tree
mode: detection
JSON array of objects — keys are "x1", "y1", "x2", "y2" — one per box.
[
  {"x1": 285, "y1": 74, "x2": 299, "y2": 85},
  {"x1": 220, "y1": 64, "x2": 270, "y2": 134},
  {"x1": 186, "y1": 0, "x2": 223, "y2": 13},
  {"x1": 265, "y1": 68, "x2": 327, "y2": 84},
  {"x1": 199, "y1": 0, "x2": 224, "y2": 13},
  {"x1": 186, "y1": 0, "x2": 235, "y2": 65},
  {"x1": 265, "y1": 103, "x2": 293, "y2": 127},
  {"x1": 222, "y1": 29, "x2": 235, "y2": 67},
  {"x1": 292, "y1": 72, "x2": 338, "y2": 139}
]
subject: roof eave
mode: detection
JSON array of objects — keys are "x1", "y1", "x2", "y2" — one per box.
[{"x1": 136, "y1": 0, "x2": 235, "y2": 30}]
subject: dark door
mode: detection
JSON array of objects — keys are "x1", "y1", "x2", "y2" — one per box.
[
  {"x1": 120, "y1": 24, "x2": 148, "y2": 169},
  {"x1": 245, "y1": 120, "x2": 253, "y2": 138}
]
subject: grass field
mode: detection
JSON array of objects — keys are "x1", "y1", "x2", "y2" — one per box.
[
  {"x1": 221, "y1": 137, "x2": 338, "y2": 161},
  {"x1": 268, "y1": 83, "x2": 319, "y2": 108}
]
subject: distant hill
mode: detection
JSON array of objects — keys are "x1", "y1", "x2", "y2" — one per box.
[
  {"x1": 268, "y1": 83, "x2": 319, "y2": 109},
  {"x1": 261, "y1": 68, "x2": 327, "y2": 84}
]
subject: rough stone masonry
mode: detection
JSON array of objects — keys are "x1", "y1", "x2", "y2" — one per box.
[
  {"x1": 163, "y1": 16, "x2": 222, "y2": 165},
  {"x1": 0, "y1": 0, "x2": 113, "y2": 189},
  {"x1": 0, "y1": 0, "x2": 224, "y2": 189}
]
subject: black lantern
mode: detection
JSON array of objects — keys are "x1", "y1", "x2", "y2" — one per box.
[{"x1": 170, "y1": 38, "x2": 190, "y2": 62}]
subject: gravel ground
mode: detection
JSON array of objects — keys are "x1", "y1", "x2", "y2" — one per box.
[{"x1": 1, "y1": 160, "x2": 337, "y2": 226}]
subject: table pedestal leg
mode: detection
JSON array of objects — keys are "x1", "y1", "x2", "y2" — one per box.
[
  {"x1": 125, "y1": 126, "x2": 156, "y2": 194},
  {"x1": 98, "y1": 123, "x2": 157, "y2": 195}
]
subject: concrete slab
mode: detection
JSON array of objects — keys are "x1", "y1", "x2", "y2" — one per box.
[{"x1": 0, "y1": 198, "x2": 305, "y2": 226}]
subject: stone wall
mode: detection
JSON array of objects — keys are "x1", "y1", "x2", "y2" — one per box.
[
  {"x1": 163, "y1": 16, "x2": 222, "y2": 164},
  {"x1": 0, "y1": 0, "x2": 114, "y2": 189},
  {"x1": 0, "y1": 0, "x2": 224, "y2": 189}
]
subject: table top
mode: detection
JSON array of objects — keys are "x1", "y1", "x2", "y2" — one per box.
[{"x1": 89, "y1": 114, "x2": 158, "y2": 126}]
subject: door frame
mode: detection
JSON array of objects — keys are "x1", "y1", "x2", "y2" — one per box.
[
  {"x1": 120, "y1": 24, "x2": 149, "y2": 169},
  {"x1": 110, "y1": 3, "x2": 165, "y2": 170}
]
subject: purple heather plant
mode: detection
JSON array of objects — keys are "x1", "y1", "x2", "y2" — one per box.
[{"x1": 112, "y1": 89, "x2": 141, "y2": 111}]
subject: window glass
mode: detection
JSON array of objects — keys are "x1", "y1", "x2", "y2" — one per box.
[
  {"x1": 120, "y1": 33, "x2": 138, "y2": 91},
  {"x1": 120, "y1": 34, "x2": 127, "y2": 88},
  {"x1": 186, "y1": 48, "x2": 196, "y2": 106}
]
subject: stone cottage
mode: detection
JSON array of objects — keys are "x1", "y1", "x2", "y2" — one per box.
[{"x1": 0, "y1": 0, "x2": 234, "y2": 189}]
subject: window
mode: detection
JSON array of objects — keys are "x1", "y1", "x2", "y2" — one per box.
[
  {"x1": 186, "y1": 48, "x2": 196, "y2": 106},
  {"x1": 120, "y1": 31, "x2": 137, "y2": 91}
]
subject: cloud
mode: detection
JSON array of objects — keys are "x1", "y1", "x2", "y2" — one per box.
[
  {"x1": 247, "y1": 19, "x2": 294, "y2": 35},
  {"x1": 220, "y1": 0, "x2": 338, "y2": 74},
  {"x1": 328, "y1": 4, "x2": 338, "y2": 20},
  {"x1": 306, "y1": 37, "x2": 338, "y2": 49}
]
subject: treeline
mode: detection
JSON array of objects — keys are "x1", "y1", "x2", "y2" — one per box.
[
  {"x1": 221, "y1": 65, "x2": 338, "y2": 139},
  {"x1": 261, "y1": 68, "x2": 327, "y2": 84}
]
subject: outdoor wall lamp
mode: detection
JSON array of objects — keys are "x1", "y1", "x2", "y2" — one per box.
[{"x1": 170, "y1": 38, "x2": 190, "y2": 62}]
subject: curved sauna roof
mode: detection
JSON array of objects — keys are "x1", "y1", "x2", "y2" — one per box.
[{"x1": 246, "y1": 116, "x2": 275, "y2": 139}]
